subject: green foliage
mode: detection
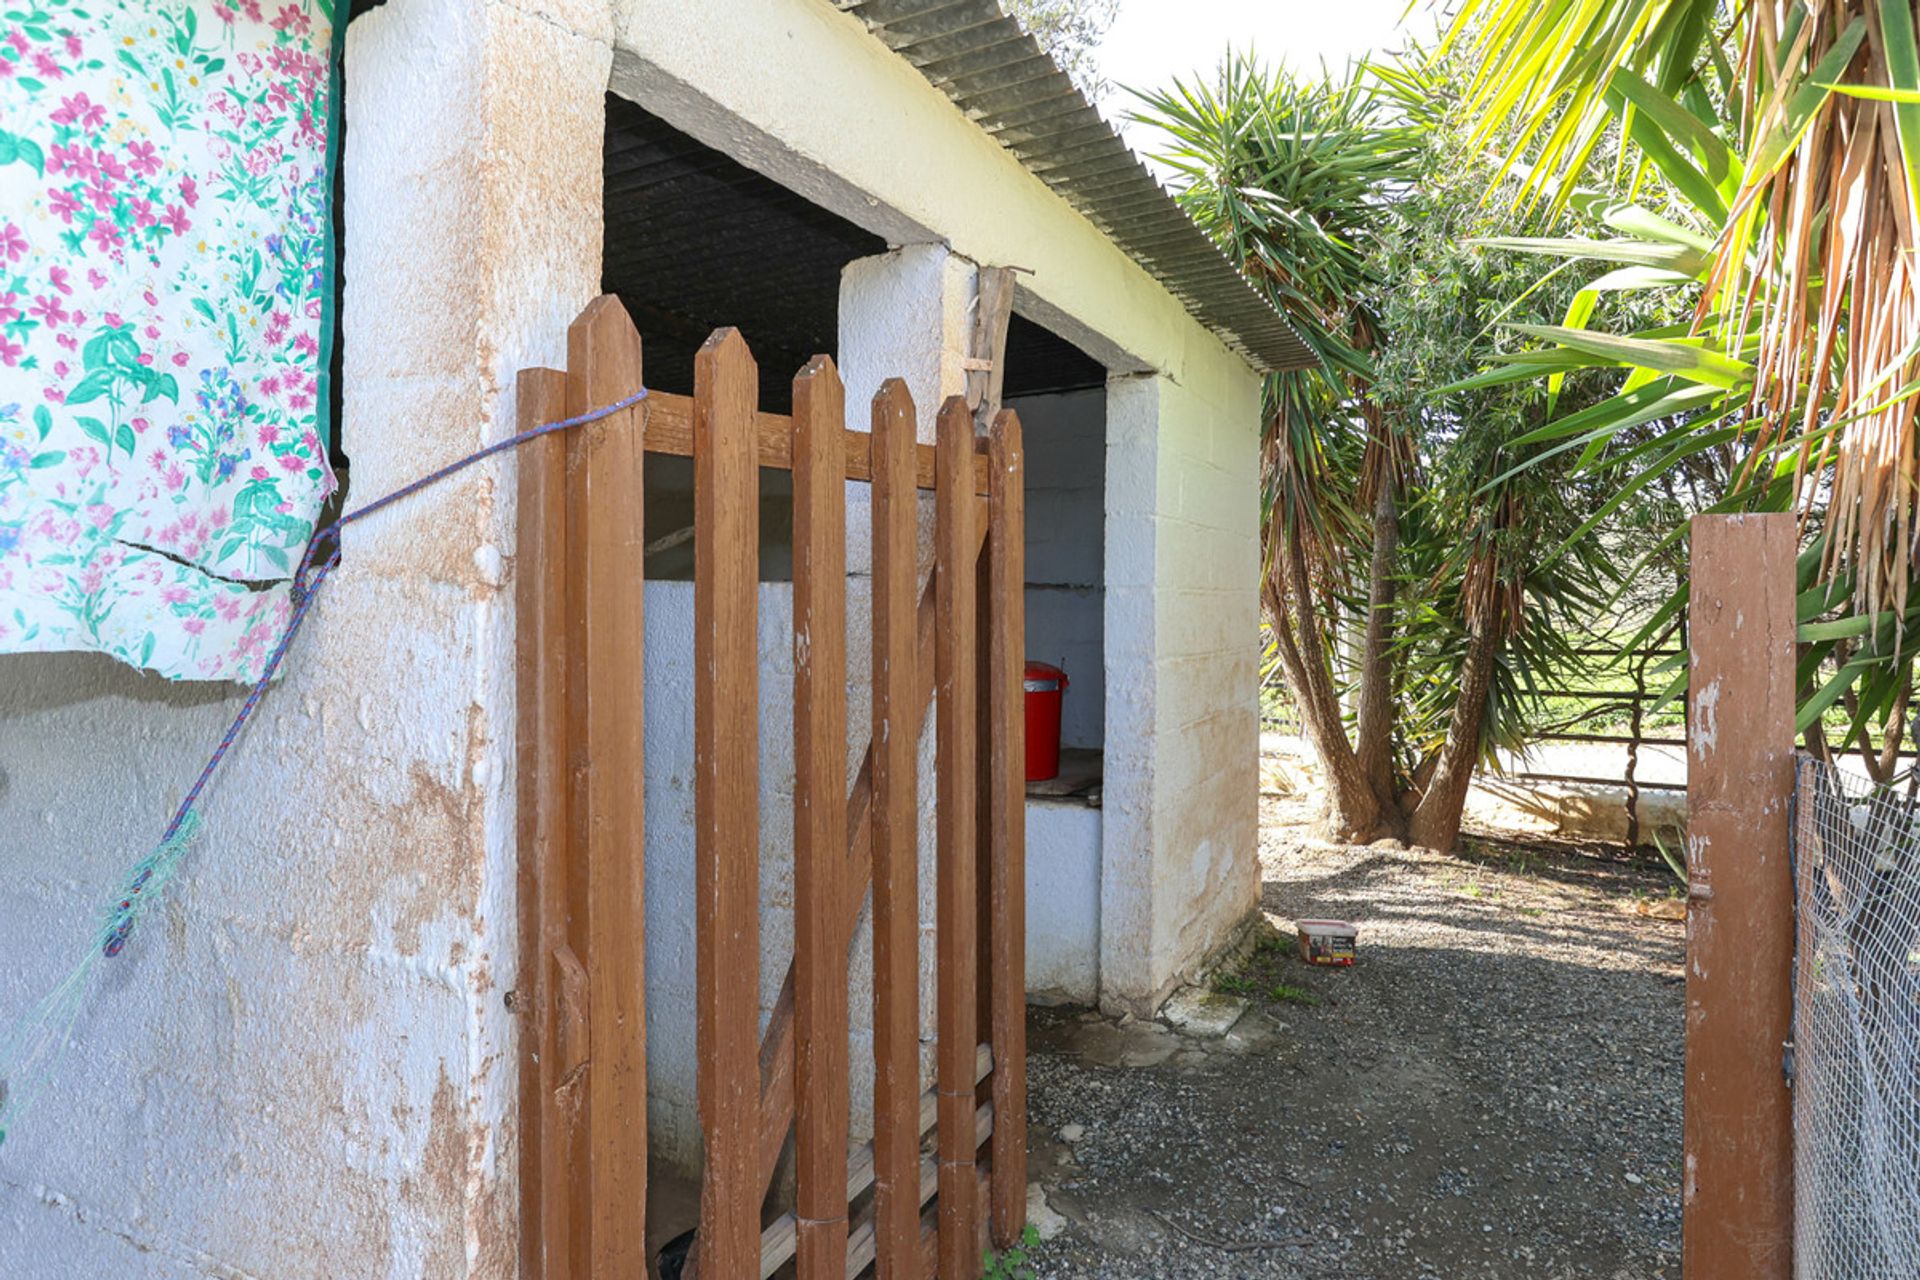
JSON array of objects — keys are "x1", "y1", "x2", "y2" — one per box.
[
  {"x1": 1002, "y1": 0, "x2": 1119, "y2": 97},
  {"x1": 1209, "y1": 971, "x2": 1258, "y2": 997},
  {"x1": 1140, "y1": 48, "x2": 1690, "y2": 802},
  {"x1": 982, "y1": 1224, "x2": 1043, "y2": 1280},
  {"x1": 1441, "y1": 1, "x2": 1920, "y2": 761},
  {"x1": 1652, "y1": 832, "x2": 1688, "y2": 887},
  {"x1": 1365, "y1": 86, "x2": 1650, "y2": 765},
  {"x1": 1131, "y1": 54, "x2": 1424, "y2": 380}
]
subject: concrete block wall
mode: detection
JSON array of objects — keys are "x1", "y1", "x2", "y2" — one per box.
[{"x1": 1099, "y1": 367, "x2": 1263, "y2": 1016}]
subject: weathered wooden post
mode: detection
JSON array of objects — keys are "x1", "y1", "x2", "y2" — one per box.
[{"x1": 1684, "y1": 512, "x2": 1797, "y2": 1279}]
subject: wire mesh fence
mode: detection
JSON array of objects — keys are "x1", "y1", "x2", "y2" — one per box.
[{"x1": 1791, "y1": 753, "x2": 1920, "y2": 1278}]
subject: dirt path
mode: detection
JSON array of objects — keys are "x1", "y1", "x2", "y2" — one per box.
[{"x1": 1020, "y1": 797, "x2": 1685, "y2": 1279}]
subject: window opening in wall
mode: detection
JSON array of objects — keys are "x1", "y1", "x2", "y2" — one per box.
[{"x1": 601, "y1": 93, "x2": 886, "y2": 581}]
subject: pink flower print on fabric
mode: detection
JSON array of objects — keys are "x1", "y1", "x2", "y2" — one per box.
[{"x1": 0, "y1": 0, "x2": 340, "y2": 680}]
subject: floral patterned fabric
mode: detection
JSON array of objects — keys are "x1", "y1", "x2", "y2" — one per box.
[{"x1": 0, "y1": 0, "x2": 339, "y2": 681}]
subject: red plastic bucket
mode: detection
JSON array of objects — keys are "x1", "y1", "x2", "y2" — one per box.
[{"x1": 1024, "y1": 661, "x2": 1068, "y2": 781}]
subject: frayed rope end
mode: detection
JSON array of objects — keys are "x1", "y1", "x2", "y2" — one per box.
[{"x1": 0, "y1": 812, "x2": 205, "y2": 1149}]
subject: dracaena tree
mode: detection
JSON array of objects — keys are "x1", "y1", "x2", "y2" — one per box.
[
  {"x1": 1136, "y1": 53, "x2": 1656, "y2": 848},
  {"x1": 1371, "y1": 101, "x2": 1659, "y2": 852},
  {"x1": 1132, "y1": 57, "x2": 1424, "y2": 840}
]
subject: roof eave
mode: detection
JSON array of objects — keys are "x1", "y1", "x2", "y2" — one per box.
[{"x1": 837, "y1": 0, "x2": 1315, "y2": 372}]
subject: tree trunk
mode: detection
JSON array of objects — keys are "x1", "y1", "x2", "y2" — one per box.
[
  {"x1": 1266, "y1": 536, "x2": 1390, "y2": 842},
  {"x1": 1352, "y1": 479, "x2": 1399, "y2": 812},
  {"x1": 1408, "y1": 609, "x2": 1502, "y2": 852}
]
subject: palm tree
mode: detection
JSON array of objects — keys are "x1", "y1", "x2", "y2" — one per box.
[
  {"x1": 1138, "y1": 54, "x2": 1633, "y2": 850},
  {"x1": 1446, "y1": 5, "x2": 1920, "y2": 599}
]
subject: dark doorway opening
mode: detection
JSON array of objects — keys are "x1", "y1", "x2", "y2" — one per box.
[{"x1": 602, "y1": 94, "x2": 887, "y2": 580}]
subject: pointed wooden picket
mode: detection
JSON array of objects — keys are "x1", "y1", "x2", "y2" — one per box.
[
  {"x1": 792, "y1": 355, "x2": 851, "y2": 1280},
  {"x1": 934, "y1": 394, "x2": 980, "y2": 1280},
  {"x1": 566, "y1": 295, "x2": 650, "y2": 1280},
  {"x1": 694, "y1": 326, "x2": 763, "y2": 1280},
  {"x1": 870, "y1": 377, "x2": 925, "y2": 1280},
  {"x1": 985, "y1": 409, "x2": 1028, "y2": 1247}
]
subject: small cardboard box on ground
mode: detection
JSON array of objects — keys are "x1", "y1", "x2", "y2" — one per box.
[{"x1": 1297, "y1": 918, "x2": 1357, "y2": 966}]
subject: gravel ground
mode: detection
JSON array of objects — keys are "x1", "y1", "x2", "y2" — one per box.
[{"x1": 1020, "y1": 795, "x2": 1686, "y2": 1279}]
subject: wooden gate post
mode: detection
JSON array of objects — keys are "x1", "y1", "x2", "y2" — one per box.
[{"x1": 1685, "y1": 512, "x2": 1796, "y2": 1280}]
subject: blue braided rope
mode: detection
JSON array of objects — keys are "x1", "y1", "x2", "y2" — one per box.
[{"x1": 0, "y1": 388, "x2": 647, "y2": 1150}]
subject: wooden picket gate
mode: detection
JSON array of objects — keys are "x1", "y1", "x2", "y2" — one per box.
[{"x1": 515, "y1": 295, "x2": 1029, "y2": 1280}]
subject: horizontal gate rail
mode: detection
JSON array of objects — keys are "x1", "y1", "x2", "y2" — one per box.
[{"x1": 559, "y1": 383, "x2": 992, "y2": 495}]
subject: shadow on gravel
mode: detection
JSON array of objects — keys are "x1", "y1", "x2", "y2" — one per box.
[{"x1": 1020, "y1": 827, "x2": 1683, "y2": 1280}]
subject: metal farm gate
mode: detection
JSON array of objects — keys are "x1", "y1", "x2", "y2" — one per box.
[{"x1": 512, "y1": 295, "x2": 1030, "y2": 1280}]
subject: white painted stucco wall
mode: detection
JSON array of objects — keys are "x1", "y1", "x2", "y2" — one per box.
[
  {"x1": 0, "y1": 1, "x2": 612, "y2": 1273},
  {"x1": 1024, "y1": 801, "x2": 1103, "y2": 1005},
  {"x1": 602, "y1": 0, "x2": 1267, "y2": 1016}
]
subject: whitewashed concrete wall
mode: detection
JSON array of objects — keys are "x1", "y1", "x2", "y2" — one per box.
[
  {"x1": 603, "y1": 0, "x2": 1267, "y2": 1015},
  {"x1": 1024, "y1": 802, "x2": 1102, "y2": 1005},
  {"x1": 639, "y1": 568, "x2": 944, "y2": 1186},
  {"x1": 1099, "y1": 370, "x2": 1263, "y2": 1015},
  {"x1": 1012, "y1": 388, "x2": 1105, "y2": 750},
  {"x1": 0, "y1": 0, "x2": 611, "y2": 1273}
]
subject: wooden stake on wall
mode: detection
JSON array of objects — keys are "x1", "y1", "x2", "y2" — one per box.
[{"x1": 514, "y1": 364, "x2": 575, "y2": 1280}]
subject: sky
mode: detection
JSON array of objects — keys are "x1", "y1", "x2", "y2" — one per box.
[{"x1": 1091, "y1": 0, "x2": 1444, "y2": 173}]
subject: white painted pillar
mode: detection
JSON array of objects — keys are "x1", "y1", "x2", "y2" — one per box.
[
  {"x1": 1098, "y1": 372, "x2": 1163, "y2": 1014},
  {"x1": 838, "y1": 244, "x2": 975, "y2": 440},
  {"x1": 835, "y1": 243, "x2": 974, "y2": 1131},
  {"x1": 333, "y1": 1, "x2": 613, "y2": 1272},
  {"x1": 1098, "y1": 368, "x2": 1264, "y2": 1017},
  {"x1": 839, "y1": 244, "x2": 975, "y2": 570}
]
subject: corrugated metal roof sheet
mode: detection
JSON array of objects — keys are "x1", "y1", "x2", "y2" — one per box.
[{"x1": 839, "y1": 0, "x2": 1315, "y2": 372}]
